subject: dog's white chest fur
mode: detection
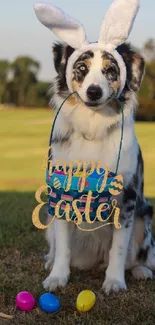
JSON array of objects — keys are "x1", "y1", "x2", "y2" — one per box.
[{"x1": 52, "y1": 99, "x2": 138, "y2": 188}]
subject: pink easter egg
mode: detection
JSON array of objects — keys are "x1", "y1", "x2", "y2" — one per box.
[{"x1": 16, "y1": 291, "x2": 35, "y2": 311}]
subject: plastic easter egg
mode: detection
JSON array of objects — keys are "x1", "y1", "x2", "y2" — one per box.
[
  {"x1": 39, "y1": 293, "x2": 60, "y2": 313},
  {"x1": 16, "y1": 291, "x2": 35, "y2": 311},
  {"x1": 76, "y1": 290, "x2": 96, "y2": 312}
]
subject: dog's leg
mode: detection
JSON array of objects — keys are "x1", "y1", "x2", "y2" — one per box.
[
  {"x1": 43, "y1": 219, "x2": 71, "y2": 291},
  {"x1": 132, "y1": 265, "x2": 153, "y2": 280},
  {"x1": 102, "y1": 225, "x2": 132, "y2": 293},
  {"x1": 137, "y1": 202, "x2": 155, "y2": 270},
  {"x1": 102, "y1": 188, "x2": 136, "y2": 294},
  {"x1": 45, "y1": 221, "x2": 55, "y2": 270},
  {"x1": 145, "y1": 241, "x2": 155, "y2": 270},
  {"x1": 127, "y1": 200, "x2": 154, "y2": 278}
]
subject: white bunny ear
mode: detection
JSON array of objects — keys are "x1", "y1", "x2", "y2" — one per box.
[
  {"x1": 34, "y1": 2, "x2": 88, "y2": 49},
  {"x1": 98, "y1": 0, "x2": 140, "y2": 50}
]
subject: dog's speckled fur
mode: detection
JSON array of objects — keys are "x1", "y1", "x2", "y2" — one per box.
[{"x1": 44, "y1": 43, "x2": 155, "y2": 294}]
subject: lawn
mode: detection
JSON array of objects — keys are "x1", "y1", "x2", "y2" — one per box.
[
  {"x1": 0, "y1": 109, "x2": 155, "y2": 325},
  {"x1": 0, "y1": 109, "x2": 53, "y2": 192}
]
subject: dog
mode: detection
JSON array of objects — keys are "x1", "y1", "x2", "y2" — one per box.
[{"x1": 43, "y1": 42, "x2": 155, "y2": 294}]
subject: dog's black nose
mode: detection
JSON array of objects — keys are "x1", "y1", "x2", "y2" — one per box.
[{"x1": 87, "y1": 85, "x2": 103, "y2": 101}]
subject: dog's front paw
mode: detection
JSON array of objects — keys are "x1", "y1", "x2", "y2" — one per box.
[
  {"x1": 43, "y1": 270, "x2": 70, "y2": 291},
  {"x1": 102, "y1": 277, "x2": 127, "y2": 294},
  {"x1": 132, "y1": 266, "x2": 153, "y2": 280}
]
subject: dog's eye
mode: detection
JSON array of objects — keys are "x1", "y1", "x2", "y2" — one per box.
[
  {"x1": 106, "y1": 67, "x2": 117, "y2": 80},
  {"x1": 79, "y1": 65, "x2": 86, "y2": 71}
]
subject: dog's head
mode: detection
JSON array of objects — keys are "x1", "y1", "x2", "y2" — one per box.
[
  {"x1": 52, "y1": 42, "x2": 144, "y2": 109},
  {"x1": 34, "y1": 1, "x2": 142, "y2": 111}
]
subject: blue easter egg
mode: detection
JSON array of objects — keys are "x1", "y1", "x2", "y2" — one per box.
[{"x1": 39, "y1": 293, "x2": 60, "y2": 313}]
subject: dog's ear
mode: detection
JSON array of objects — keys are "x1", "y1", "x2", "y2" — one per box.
[
  {"x1": 117, "y1": 44, "x2": 145, "y2": 92},
  {"x1": 53, "y1": 42, "x2": 75, "y2": 80}
]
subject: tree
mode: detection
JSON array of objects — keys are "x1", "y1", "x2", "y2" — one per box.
[
  {"x1": 0, "y1": 60, "x2": 10, "y2": 103},
  {"x1": 26, "y1": 81, "x2": 49, "y2": 107},
  {"x1": 11, "y1": 56, "x2": 40, "y2": 106},
  {"x1": 142, "y1": 39, "x2": 155, "y2": 100},
  {"x1": 145, "y1": 61, "x2": 155, "y2": 99},
  {"x1": 143, "y1": 38, "x2": 155, "y2": 62}
]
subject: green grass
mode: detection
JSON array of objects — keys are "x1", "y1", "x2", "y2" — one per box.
[
  {"x1": 0, "y1": 109, "x2": 53, "y2": 192},
  {"x1": 0, "y1": 109, "x2": 155, "y2": 325},
  {"x1": 135, "y1": 123, "x2": 155, "y2": 198}
]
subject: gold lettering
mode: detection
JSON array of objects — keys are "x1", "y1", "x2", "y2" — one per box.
[
  {"x1": 96, "y1": 160, "x2": 104, "y2": 175},
  {"x1": 72, "y1": 160, "x2": 82, "y2": 176},
  {"x1": 96, "y1": 203, "x2": 109, "y2": 222},
  {"x1": 96, "y1": 165, "x2": 109, "y2": 193},
  {"x1": 84, "y1": 191, "x2": 98, "y2": 224},
  {"x1": 34, "y1": 150, "x2": 124, "y2": 233},
  {"x1": 86, "y1": 160, "x2": 96, "y2": 177},
  {"x1": 42, "y1": 146, "x2": 53, "y2": 175},
  {"x1": 114, "y1": 207, "x2": 121, "y2": 229},
  {"x1": 64, "y1": 161, "x2": 73, "y2": 192},
  {"x1": 55, "y1": 200, "x2": 71, "y2": 221},
  {"x1": 72, "y1": 199, "x2": 83, "y2": 225},
  {"x1": 32, "y1": 185, "x2": 55, "y2": 229},
  {"x1": 48, "y1": 146, "x2": 54, "y2": 176},
  {"x1": 111, "y1": 199, "x2": 121, "y2": 229},
  {"x1": 78, "y1": 161, "x2": 88, "y2": 192}
]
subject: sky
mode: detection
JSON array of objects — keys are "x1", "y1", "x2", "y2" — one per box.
[{"x1": 0, "y1": 0, "x2": 155, "y2": 81}]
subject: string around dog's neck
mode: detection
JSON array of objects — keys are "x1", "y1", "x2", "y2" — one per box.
[{"x1": 49, "y1": 92, "x2": 124, "y2": 175}]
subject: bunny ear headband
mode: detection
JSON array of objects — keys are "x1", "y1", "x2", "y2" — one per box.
[{"x1": 34, "y1": 0, "x2": 140, "y2": 97}]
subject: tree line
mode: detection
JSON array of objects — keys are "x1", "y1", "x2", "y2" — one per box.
[
  {"x1": 0, "y1": 56, "x2": 49, "y2": 108},
  {"x1": 138, "y1": 39, "x2": 155, "y2": 121},
  {"x1": 0, "y1": 39, "x2": 155, "y2": 120}
]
